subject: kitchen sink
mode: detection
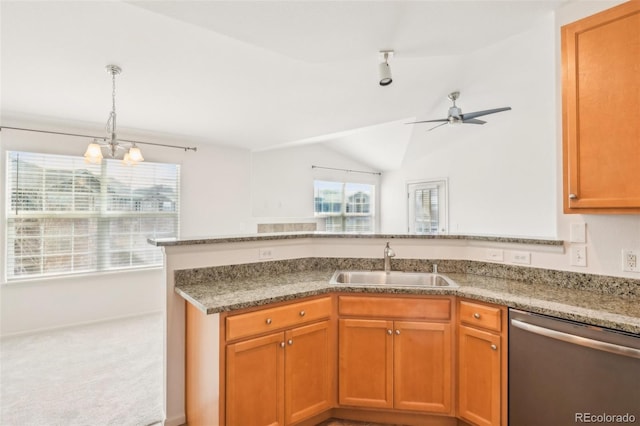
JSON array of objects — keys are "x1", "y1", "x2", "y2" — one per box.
[{"x1": 329, "y1": 270, "x2": 458, "y2": 288}]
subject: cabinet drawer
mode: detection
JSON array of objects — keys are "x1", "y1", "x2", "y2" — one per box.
[
  {"x1": 339, "y1": 296, "x2": 451, "y2": 320},
  {"x1": 226, "y1": 297, "x2": 332, "y2": 341},
  {"x1": 459, "y1": 300, "x2": 501, "y2": 332}
]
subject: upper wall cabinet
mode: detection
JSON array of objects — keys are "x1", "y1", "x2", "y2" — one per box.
[{"x1": 562, "y1": 1, "x2": 640, "y2": 214}]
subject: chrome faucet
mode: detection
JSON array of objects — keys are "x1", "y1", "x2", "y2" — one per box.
[{"x1": 383, "y1": 242, "x2": 396, "y2": 273}]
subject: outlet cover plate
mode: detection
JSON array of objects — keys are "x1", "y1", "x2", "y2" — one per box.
[
  {"x1": 510, "y1": 251, "x2": 531, "y2": 265},
  {"x1": 622, "y1": 249, "x2": 639, "y2": 272},
  {"x1": 259, "y1": 248, "x2": 274, "y2": 259},
  {"x1": 570, "y1": 246, "x2": 587, "y2": 267}
]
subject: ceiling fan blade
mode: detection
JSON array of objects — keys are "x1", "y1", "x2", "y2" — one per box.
[
  {"x1": 405, "y1": 118, "x2": 449, "y2": 125},
  {"x1": 462, "y1": 118, "x2": 487, "y2": 125},
  {"x1": 461, "y1": 106, "x2": 511, "y2": 121},
  {"x1": 428, "y1": 122, "x2": 449, "y2": 132}
]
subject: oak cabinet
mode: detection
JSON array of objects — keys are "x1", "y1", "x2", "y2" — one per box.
[
  {"x1": 338, "y1": 296, "x2": 453, "y2": 415},
  {"x1": 223, "y1": 296, "x2": 334, "y2": 426},
  {"x1": 457, "y1": 300, "x2": 507, "y2": 426},
  {"x1": 226, "y1": 332, "x2": 285, "y2": 426},
  {"x1": 562, "y1": 0, "x2": 640, "y2": 213}
]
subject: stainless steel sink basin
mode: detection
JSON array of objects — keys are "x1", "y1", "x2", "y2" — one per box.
[{"x1": 329, "y1": 270, "x2": 457, "y2": 288}]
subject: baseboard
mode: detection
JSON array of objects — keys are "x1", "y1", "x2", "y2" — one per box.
[
  {"x1": 0, "y1": 309, "x2": 163, "y2": 339},
  {"x1": 163, "y1": 413, "x2": 186, "y2": 426}
]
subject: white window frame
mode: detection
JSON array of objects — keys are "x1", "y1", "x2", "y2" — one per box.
[
  {"x1": 313, "y1": 179, "x2": 377, "y2": 233},
  {"x1": 5, "y1": 151, "x2": 180, "y2": 281},
  {"x1": 407, "y1": 179, "x2": 448, "y2": 234}
]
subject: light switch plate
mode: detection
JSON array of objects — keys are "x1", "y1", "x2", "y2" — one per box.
[
  {"x1": 486, "y1": 249, "x2": 504, "y2": 262},
  {"x1": 570, "y1": 222, "x2": 586, "y2": 243}
]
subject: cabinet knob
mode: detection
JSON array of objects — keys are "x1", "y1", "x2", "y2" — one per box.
[
  {"x1": 569, "y1": 193, "x2": 578, "y2": 200},
  {"x1": 395, "y1": 329, "x2": 401, "y2": 335},
  {"x1": 287, "y1": 339, "x2": 293, "y2": 346},
  {"x1": 280, "y1": 342, "x2": 285, "y2": 348},
  {"x1": 491, "y1": 344, "x2": 498, "y2": 351},
  {"x1": 299, "y1": 310, "x2": 306, "y2": 317},
  {"x1": 265, "y1": 318, "x2": 272, "y2": 325},
  {"x1": 387, "y1": 329, "x2": 393, "y2": 335},
  {"x1": 473, "y1": 313, "x2": 481, "y2": 319}
]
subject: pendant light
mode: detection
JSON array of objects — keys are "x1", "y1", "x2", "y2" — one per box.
[{"x1": 84, "y1": 65, "x2": 144, "y2": 165}]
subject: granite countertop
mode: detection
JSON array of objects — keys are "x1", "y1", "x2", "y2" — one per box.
[
  {"x1": 150, "y1": 231, "x2": 563, "y2": 247},
  {"x1": 175, "y1": 270, "x2": 640, "y2": 334}
]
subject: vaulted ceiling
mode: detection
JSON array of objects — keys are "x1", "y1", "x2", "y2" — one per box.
[{"x1": 1, "y1": 1, "x2": 568, "y2": 153}]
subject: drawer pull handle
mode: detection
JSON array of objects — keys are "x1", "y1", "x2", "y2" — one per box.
[
  {"x1": 395, "y1": 329, "x2": 401, "y2": 335},
  {"x1": 280, "y1": 342, "x2": 285, "y2": 348},
  {"x1": 266, "y1": 318, "x2": 272, "y2": 325},
  {"x1": 287, "y1": 339, "x2": 293, "y2": 346},
  {"x1": 299, "y1": 310, "x2": 306, "y2": 317},
  {"x1": 387, "y1": 329, "x2": 393, "y2": 335},
  {"x1": 473, "y1": 313, "x2": 481, "y2": 319},
  {"x1": 490, "y1": 344, "x2": 498, "y2": 351}
]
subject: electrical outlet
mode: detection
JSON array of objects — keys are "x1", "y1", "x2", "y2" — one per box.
[
  {"x1": 259, "y1": 248, "x2": 274, "y2": 259},
  {"x1": 510, "y1": 251, "x2": 531, "y2": 265},
  {"x1": 486, "y1": 249, "x2": 504, "y2": 262},
  {"x1": 622, "y1": 249, "x2": 639, "y2": 272},
  {"x1": 570, "y1": 246, "x2": 587, "y2": 267}
]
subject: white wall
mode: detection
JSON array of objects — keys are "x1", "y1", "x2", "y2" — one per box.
[
  {"x1": 381, "y1": 14, "x2": 557, "y2": 238},
  {"x1": 0, "y1": 123, "x2": 252, "y2": 336},
  {"x1": 250, "y1": 143, "x2": 380, "y2": 226}
]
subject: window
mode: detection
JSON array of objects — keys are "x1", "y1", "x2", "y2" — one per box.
[
  {"x1": 314, "y1": 180, "x2": 375, "y2": 232},
  {"x1": 5, "y1": 151, "x2": 180, "y2": 280},
  {"x1": 408, "y1": 180, "x2": 448, "y2": 234}
]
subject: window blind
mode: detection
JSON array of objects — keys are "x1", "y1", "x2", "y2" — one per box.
[{"x1": 6, "y1": 151, "x2": 180, "y2": 280}]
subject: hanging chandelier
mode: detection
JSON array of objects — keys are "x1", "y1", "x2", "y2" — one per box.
[{"x1": 84, "y1": 65, "x2": 144, "y2": 165}]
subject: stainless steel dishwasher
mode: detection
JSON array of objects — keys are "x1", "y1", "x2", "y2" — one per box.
[{"x1": 509, "y1": 309, "x2": 640, "y2": 425}]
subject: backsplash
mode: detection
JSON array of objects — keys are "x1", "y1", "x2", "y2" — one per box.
[{"x1": 174, "y1": 257, "x2": 640, "y2": 298}]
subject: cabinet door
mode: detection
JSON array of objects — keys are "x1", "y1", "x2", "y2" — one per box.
[
  {"x1": 562, "y1": 1, "x2": 640, "y2": 213},
  {"x1": 226, "y1": 332, "x2": 285, "y2": 426},
  {"x1": 338, "y1": 318, "x2": 393, "y2": 408},
  {"x1": 394, "y1": 321, "x2": 452, "y2": 414},
  {"x1": 284, "y1": 321, "x2": 334, "y2": 424},
  {"x1": 458, "y1": 325, "x2": 501, "y2": 426}
]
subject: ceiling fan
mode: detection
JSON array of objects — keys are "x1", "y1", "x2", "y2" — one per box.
[{"x1": 407, "y1": 91, "x2": 511, "y2": 131}]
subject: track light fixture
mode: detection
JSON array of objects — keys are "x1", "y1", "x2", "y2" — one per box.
[{"x1": 378, "y1": 50, "x2": 394, "y2": 86}]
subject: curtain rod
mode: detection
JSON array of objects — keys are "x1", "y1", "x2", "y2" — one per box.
[
  {"x1": 311, "y1": 165, "x2": 381, "y2": 176},
  {"x1": 0, "y1": 126, "x2": 198, "y2": 152}
]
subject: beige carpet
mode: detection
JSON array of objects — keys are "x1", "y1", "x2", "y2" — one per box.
[{"x1": 0, "y1": 313, "x2": 164, "y2": 426}]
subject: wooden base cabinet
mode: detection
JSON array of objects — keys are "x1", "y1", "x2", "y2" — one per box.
[
  {"x1": 223, "y1": 296, "x2": 334, "y2": 426},
  {"x1": 457, "y1": 300, "x2": 507, "y2": 426},
  {"x1": 226, "y1": 332, "x2": 285, "y2": 426},
  {"x1": 338, "y1": 296, "x2": 453, "y2": 415},
  {"x1": 226, "y1": 320, "x2": 333, "y2": 426}
]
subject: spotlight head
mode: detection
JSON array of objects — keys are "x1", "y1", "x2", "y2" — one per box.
[
  {"x1": 379, "y1": 62, "x2": 392, "y2": 86},
  {"x1": 378, "y1": 50, "x2": 394, "y2": 86}
]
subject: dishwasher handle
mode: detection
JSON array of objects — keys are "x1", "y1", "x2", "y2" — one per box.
[{"x1": 511, "y1": 319, "x2": 640, "y2": 360}]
